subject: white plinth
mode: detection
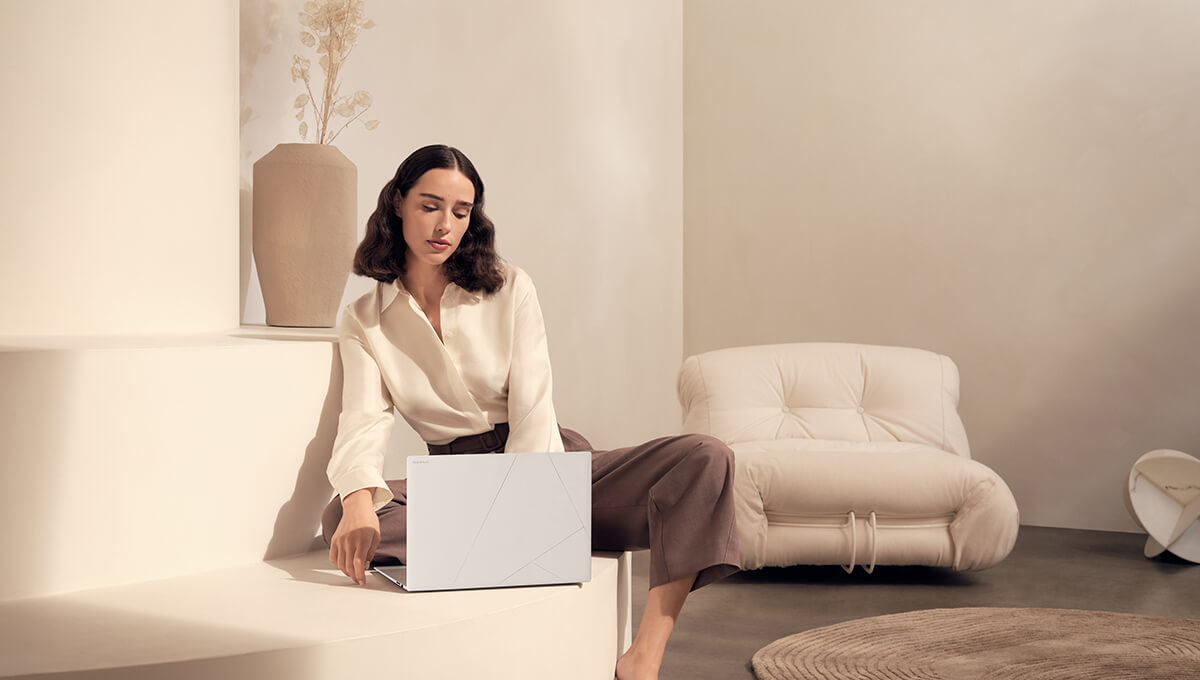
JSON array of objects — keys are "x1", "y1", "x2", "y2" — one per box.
[{"x1": 0, "y1": 551, "x2": 632, "y2": 680}]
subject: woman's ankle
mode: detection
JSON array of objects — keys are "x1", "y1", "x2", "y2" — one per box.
[{"x1": 616, "y1": 645, "x2": 662, "y2": 680}]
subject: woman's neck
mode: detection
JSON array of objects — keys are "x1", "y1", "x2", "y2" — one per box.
[{"x1": 401, "y1": 261, "x2": 449, "y2": 309}]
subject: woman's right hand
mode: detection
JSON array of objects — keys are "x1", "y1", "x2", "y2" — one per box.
[{"x1": 329, "y1": 488, "x2": 381, "y2": 585}]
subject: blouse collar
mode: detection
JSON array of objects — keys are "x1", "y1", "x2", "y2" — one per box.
[{"x1": 380, "y1": 277, "x2": 481, "y2": 314}]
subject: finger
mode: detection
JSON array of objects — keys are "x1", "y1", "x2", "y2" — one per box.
[
  {"x1": 369, "y1": 531, "x2": 381, "y2": 560},
  {"x1": 328, "y1": 541, "x2": 339, "y2": 567},
  {"x1": 338, "y1": 541, "x2": 354, "y2": 582},
  {"x1": 355, "y1": 546, "x2": 371, "y2": 585}
]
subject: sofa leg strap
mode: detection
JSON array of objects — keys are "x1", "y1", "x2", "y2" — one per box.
[
  {"x1": 841, "y1": 511, "x2": 857, "y2": 574},
  {"x1": 864, "y1": 511, "x2": 879, "y2": 574},
  {"x1": 842, "y1": 511, "x2": 880, "y2": 574}
]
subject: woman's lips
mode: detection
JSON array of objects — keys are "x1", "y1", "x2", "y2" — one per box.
[{"x1": 428, "y1": 239, "x2": 450, "y2": 252}]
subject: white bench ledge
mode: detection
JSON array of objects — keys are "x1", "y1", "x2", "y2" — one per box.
[
  {"x1": 231, "y1": 324, "x2": 338, "y2": 342},
  {"x1": 0, "y1": 551, "x2": 632, "y2": 680},
  {"x1": 0, "y1": 326, "x2": 336, "y2": 351}
]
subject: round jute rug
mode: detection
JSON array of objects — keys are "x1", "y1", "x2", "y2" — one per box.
[{"x1": 751, "y1": 607, "x2": 1200, "y2": 680}]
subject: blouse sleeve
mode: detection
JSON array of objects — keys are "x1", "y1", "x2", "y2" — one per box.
[
  {"x1": 327, "y1": 310, "x2": 395, "y2": 511},
  {"x1": 504, "y1": 271, "x2": 566, "y2": 453}
]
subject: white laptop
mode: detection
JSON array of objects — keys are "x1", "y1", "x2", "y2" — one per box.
[{"x1": 374, "y1": 451, "x2": 592, "y2": 592}]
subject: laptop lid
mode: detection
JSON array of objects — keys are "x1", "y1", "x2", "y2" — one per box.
[{"x1": 379, "y1": 451, "x2": 591, "y2": 592}]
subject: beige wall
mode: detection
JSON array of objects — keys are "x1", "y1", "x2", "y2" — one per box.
[
  {"x1": 684, "y1": 1, "x2": 1200, "y2": 531},
  {"x1": 0, "y1": 1, "x2": 238, "y2": 335},
  {"x1": 242, "y1": 1, "x2": 684, "y2": 450},
  {"x1": 8, "y1": 0, "x2": 1183, "y2": 541}
]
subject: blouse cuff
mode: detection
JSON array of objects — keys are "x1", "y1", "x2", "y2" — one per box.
[{"x1": 332, "y1": 467, "x2": 394, "y2": 511}]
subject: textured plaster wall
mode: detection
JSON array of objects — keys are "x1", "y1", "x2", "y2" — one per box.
[
  {"x1": 0, "y1": 1, "x2": 239, "y2": 335},
  {"x1": 683, "y1": 0, "x2": 1200, "y2": 532}
]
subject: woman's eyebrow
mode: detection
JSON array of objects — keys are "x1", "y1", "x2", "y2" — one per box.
[{"x1": 417, "y1": 192, "x2": 473, "y2": 208}]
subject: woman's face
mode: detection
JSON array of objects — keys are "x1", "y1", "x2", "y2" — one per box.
[{"x1": 395, "y1": 167, "x2": 475, "y2": 273}]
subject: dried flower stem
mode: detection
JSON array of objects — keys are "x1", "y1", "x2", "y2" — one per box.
[
  {"x1": 327, "y1": 104, "x2": 370, "y2": 144},
  {"x1": 291, "y1": 0, "x2": 379, "y2": 144}
]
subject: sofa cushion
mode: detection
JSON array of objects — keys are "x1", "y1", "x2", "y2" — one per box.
[{"x1": 730, "y1": 440, "x2": 1019, "y2": 571}]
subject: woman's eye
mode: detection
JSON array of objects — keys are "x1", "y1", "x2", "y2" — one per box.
[
  {"x1": 422, "y1": 205, "x2": 437, "y2": 212},
  {"x1": 454, "y1": 212, "x2": 469, "y2": 220}
]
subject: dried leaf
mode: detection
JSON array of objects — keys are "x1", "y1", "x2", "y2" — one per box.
[
  {"x1": 291, "y1": 0, "x2": 379, "y2": 143},
  {"x1": 364, "y1": 120, "x2": 380, "y2": 130},
  {"x1": 290, "y1": 55, "x2": 311, "y2": 82}
]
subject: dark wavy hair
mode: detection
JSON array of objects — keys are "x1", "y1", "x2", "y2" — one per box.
[{"x1": 353, "y1": 144, "x2": 505, "y2": 294}]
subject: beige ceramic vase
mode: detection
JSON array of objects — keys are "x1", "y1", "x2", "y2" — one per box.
[{"x1": 253, "y1": 143, "x2": 357, "y2": 327}]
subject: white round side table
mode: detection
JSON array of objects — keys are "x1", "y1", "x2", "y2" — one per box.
[{"x1": 1126, "y1": 449, "x2": 1200, "y2": 563}]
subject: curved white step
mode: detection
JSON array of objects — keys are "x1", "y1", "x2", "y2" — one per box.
[{"x1": 0, "y1": 551, "x2": 632, "y2": 679}]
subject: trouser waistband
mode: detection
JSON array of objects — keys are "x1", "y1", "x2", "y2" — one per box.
[{"x1": 426, "y1": 423, "x2": 510, "y2": 455}]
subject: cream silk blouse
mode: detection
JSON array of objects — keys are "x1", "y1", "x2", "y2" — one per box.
[{"x1": 326, "y1": 264, "x2": 565, "y2": 510}]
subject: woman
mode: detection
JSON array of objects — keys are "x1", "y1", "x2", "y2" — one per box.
[{"x1": 321, "y1": 144, "x2": 739, "y2": 680}]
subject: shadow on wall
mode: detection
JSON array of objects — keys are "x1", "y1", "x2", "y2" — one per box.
[
  {"x1": 240, "y1": 178, "x2": 254, "y2": 323},
  {"x1": 0, "y1": 351, "x2": 72, "y2": 601},
  {"x1": 976, "y1": 255, "x2": 1200, "y2": 531},
  {"x1": 239, "y1": 0, "x2": 283, "y2": 123},
  {"x1": 239, "y1": 0, "x2": 284, "y2": 322},
  {"x1": 264, "y1": 342, "x2": 342, "y2": 560}
]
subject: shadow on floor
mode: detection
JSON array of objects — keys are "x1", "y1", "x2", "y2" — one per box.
[{"x1": 729, "y1": 563, "x2": 977, "y2": 587}]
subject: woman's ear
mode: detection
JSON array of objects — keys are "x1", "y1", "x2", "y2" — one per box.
[{"x1": 392, "y1": 190, "x2": 404, "y2": 217}]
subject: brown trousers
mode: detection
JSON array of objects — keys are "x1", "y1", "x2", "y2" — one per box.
[{"x1": 322, "y1": 428, "x2": 741, "y2": 591}]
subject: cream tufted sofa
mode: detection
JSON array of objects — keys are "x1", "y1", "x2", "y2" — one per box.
[{"x1": 678, "y1": 343, "x2": 1019, "y2": 572}]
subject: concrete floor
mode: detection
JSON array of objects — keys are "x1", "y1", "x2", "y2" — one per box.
[{"x1": 628, "y1": 526, "x2": 1200, "y2": 679}]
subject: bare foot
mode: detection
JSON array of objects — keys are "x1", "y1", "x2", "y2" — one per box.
[{"x1": 615, "y1": 647, "x2": 660, "y2": 680}]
